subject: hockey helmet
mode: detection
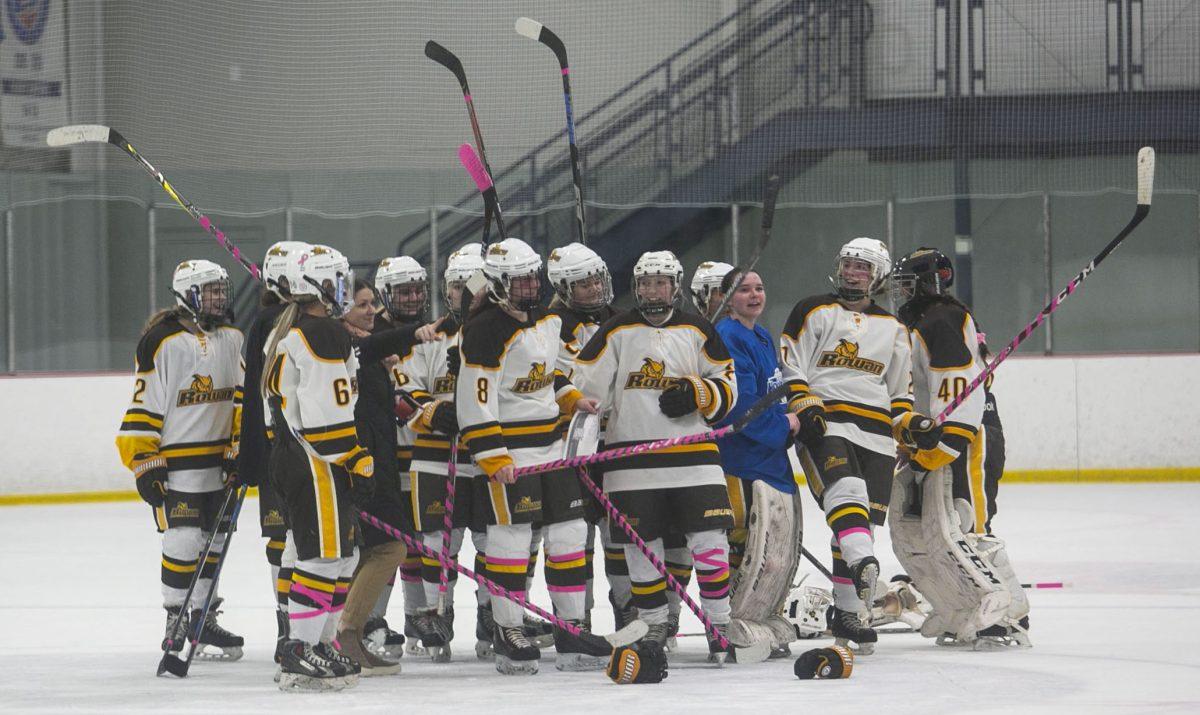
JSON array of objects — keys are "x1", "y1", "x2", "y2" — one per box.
[
  {"x1": 443, "y1": 242, "x2": 485, "y2": 317},
  {"x1": 171, "y1": 258, "x2": 231, "y2": 329},
  {"x1": 633, "y1": 250, "x2": 684, "y2": 318},
  {"x1": 483, "y1": 238, "x2": 543, "y2": 312},
  {"x1": 286, "y1": 244, "x2": 354, "y2": 318},
  {"x1": 375, "y1": 256, "x2": 428, "y2": 321},
  {"x1": 262, "y1": 241, "x2": 311, "y2": 300},
  {"x1": 890, "y1": 247, "x2": 954, "y2": 309},
  {"x1": 547, "y1": 242, "x2": 613, "y2": 313},
  {"x1": 832, "y1": 237, "x2": 891, "y2": 301},
  {"x1": 689, "y1": 260, "x2": 734, "y2": 316}
]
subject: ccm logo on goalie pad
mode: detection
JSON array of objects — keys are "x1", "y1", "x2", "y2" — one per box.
[{"x1": 952, "y1": 540, "x2": 1001, "y2": 586}]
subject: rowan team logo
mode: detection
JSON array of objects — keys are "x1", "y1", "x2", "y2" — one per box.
[
  {"x1": 433, "y1": 374, "x2": 457, "y2": 394},
  {"x1": 625, "y1": 357, "x2": 679, "y2": 390},
  {"x1": 512, "y1": 362, "x2": 554, "y2": 393},
  {"x1": 488, "y1": 245, "x2": 509, "y2": 257},
  {"x1": 177, "y1": 373, "x2": 236, "y2": 407},
  {"x1": 817, "y1": 339, "x2": 884, "y2": 375},
  {"x1": 514, "y1": 496, "x2": 540, "y2": 514},
  {"x1": 824, "y1": 455, "x2": 848, "y2": 470},
  {"x1": 170, "y1": 501, "x2": 199, "y2": 520},
  {"x1": 264, "y1": 509, "x2": 285, "y2": 527}
]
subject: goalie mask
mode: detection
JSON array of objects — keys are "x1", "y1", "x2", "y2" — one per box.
[
  {"x1": 547, "y1": 242, "x2": 613, "y2": 314},
  {"x1": 831, "y1": 237, "x2": 891, "y2": 302},
  {"x1": 689, "y1": 260, "x2": 734, "y2": 316},
  {"x1": 286, "y1": 244, "x2": 354, "y2": 318},
  {"x1": 633, "y1": 250, "x2": 684, "y2": 320},
  {"x1": 171, "y1": 259, "x2": 231, "y2": 329},
  {"x1": 262, "y1": 241, "x2": 310, "y2": 300},
  {"x1": 785, "y1": 584, "x2": 835, "y2": 639},
  {"x1": 484, "y1": 238, "x2": 543, "y2": 313},
  {"x1": 890, "y1": 247, "x2": 954, "y2": 312},
  {"x1": 444, "y1": 242, "x2": 485, "y2": 318},
  {"x1": 375, "y1": 256, "x2": 428, "y2": 322}
]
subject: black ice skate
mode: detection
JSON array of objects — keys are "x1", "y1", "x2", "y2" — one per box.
[
  {"x1": 664, "y1": 612, "x2": 681, "y2": 653},
  {"x1": 421, "y1": 607, "x2": 454, "y2": 663},
  {"x1": 274, "y1": 609, "x2": 289, "y2": 664},
  {"x1": 162, "y1": 605, "x2": 187, "y2": 653},
  {"x1": 707, "y1": 622, "x2": 735, "y2": 666},
  {"x1": 850, "y1": 556, "x2": 881, "y2": 605},
  {"x1": 277, "y1": 639, "x2": 347, "y2": 692},
  {"x1": 194, "y1": 599, "x2": 244, "y2": 661},
  {"x1": 639, "y1": 621, "x2": 671, "y2": 649},
  {"x1": 363, "y1": 616, "x2": 406, "y2": 660},
  {"x1": 553, "y1": 619, "x2": 607, "y2": 672},
  {"x1": 315, "y1": 641, "x2": 361, "y2": 686},
  {"x1": 609, "y1": 590, "x2": 637, "y2": 632},
  {"x1": 523, "y1": 614, "x2": 556, "y2": 648},
  {"x1": 829, "y1": 605, "x2": 878, "y2": 655},
  {"x1": 475, "y1": 603, "x2": 496, "y2": 660},
  {"x1": 974, "y1": 615, "x2": 1032, "y2": 649},
  {"x1": 493, "y1": 623, "x2": 541, "y2": 675},
  {"x1": 404, "y1": 614, "x2": 431, "y2": 657}
]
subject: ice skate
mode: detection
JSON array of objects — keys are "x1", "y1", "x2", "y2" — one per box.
[
  {"x1": 494, "y1": 623, "x2": 540, "y2": 675},
  {"x1": 476, "y1": 604, "x2": 496, "y2": 660},
  {"x1": 553, "y1": 619, "x2": 607, "y2": 671},
  {"x1": 162, "y1": 605, "x2": 187, "y2": 653},
  {"x1": 277, "y1": 639, "x2": 347, "y2": 693},
  {"x1": 829, "y1": 605, "x2": 877, "y2": 655},
  {"x1": 609, "y1": 590, "x2": 637, "y2": 631},
  {"x1": 273, "y1": 609, "x2": 289, "y2": 663},
  {"x1": 363, "y1": 616, "x2": 406, "y2": 660},
  {"x1": 422, "y1": 607, "x2": 454, "y2": 663},
  {"x1": 315, "y1": 641, "x2": 360, "y2": 687},
  {"x1": 335, "y1": 628, "x2": 401, "y2": 677},
  {"x1": 523, "y1": 613, "x2": 555, "y2": 649},
  {"x1": 404, "y1": 614, "x2": 431, "y2": 657},
  {"x1": 664, "y1": 611, "x2": 680, "y2": 653},
  {"x1": 193, "y1": 599, "x2": 244, "y2": 661},
  {"x1": 850, "y1": 556, "x2": 881, "y2": 605}
]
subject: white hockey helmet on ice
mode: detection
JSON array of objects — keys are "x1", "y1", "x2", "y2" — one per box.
[
  {"x1": 785, "y1": 584, "x2": 835, "y2": 639},
  {"x1": 832, "y1": 237, "x2": 891, "y2": 301},
  {"x1": 171, "y1": 258, "x2": 231, "y2": 328},
  {"x1": 262, "y1": 241, "x2": 311, "y2": 300},
  {"x1": 547, "y1": 242, "x2": 613, "y2": 313},
  {"x1": 286, "y1": 244, "x2": 354, "y2": 318},
  {"x1": 375, "y1": 256, "x2": 428, "y2": 320},
  {"x1": 483, "y1": 238, "x2": 543, "y2": 312},
  {"x1": 632, "y1": 250, "x2": 684, "y2": 318},
  {"x1": 689, "y1": 260, "x2": 734, "y2": 315}
]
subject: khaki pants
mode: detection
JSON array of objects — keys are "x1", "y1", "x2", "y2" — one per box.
[{"x1": 339, "y1": 540, "x2": 407, "y2": 633}]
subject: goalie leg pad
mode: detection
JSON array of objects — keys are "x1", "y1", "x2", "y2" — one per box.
[
  {"x1": 974, "y1": 534, "x2": 1030, "y2": 621},
  {"x1": 729, "y1": 480, "x2": 801, "y2": 626}
]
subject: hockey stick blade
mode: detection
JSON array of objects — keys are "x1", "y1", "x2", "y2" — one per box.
[
  {"x1": 516, "y1": 17, "x2": 568, "y2": 66},
  {"x1": 710, "y1": 175, "x2": 781, "y2": 318},
  {"x1": 46, "y1": 124, "x2": 112, "y2": 147},
  {"x1": 424, "y1": 40, "x2": 468, "y2": 91},
  {"x1": 157, "y1": 651, "x2": 189, "y2": 678},
  {"x1": 573, "y1": 620, "x2": 650, "y2": 657}
]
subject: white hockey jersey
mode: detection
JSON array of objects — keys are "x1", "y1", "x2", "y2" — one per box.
[
  {"x1": 404, "y1": 317, "x2": 477, "y2": 477},
  {"x1": 573, "y1": 309, "x2": 736, "y2": 493},
  {"x1": 779, "y1": 294, "x2": 912, "y2": 457},
  {"x1": 116, "y1": 315, "x2": 244, "y2": 494},
  {"x1": 456, "y1": 305, "x2": 580, "y2": 477},
  {"x1": 905, "y1": 298, "x2": 985, "y2": 470}
]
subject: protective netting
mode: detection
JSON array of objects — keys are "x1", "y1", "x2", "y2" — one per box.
[{"x1": 1, "y1": 0, "x2": 1198, "y2": 370}]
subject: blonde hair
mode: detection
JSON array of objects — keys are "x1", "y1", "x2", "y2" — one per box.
[{"x1": 260, "y1": 302, "x2": 301, "y2": 398}]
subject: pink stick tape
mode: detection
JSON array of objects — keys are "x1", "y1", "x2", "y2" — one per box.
[{"x1": 458, "y1": 143, "x2": 493, "y2": 192}]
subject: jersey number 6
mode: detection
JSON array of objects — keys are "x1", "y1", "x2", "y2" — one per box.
[{"x1": 333, "y1": 378, "x2": 351, "y2": 406}]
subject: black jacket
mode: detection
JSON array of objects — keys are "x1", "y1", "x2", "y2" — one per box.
[{"x1": 237, "y1": 301, "x2": 286, "y2": 487}]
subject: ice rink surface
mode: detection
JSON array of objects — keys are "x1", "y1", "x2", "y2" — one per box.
[{"x1": 3, "y1": 483, "x2": 1199, "y2": 714}]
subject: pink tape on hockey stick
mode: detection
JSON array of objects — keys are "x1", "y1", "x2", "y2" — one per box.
[{"x1": 458, "y1": 143, "x2": 493, "y2": 192}]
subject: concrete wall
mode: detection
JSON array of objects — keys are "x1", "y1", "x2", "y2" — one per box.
[{"x1": 2, "y1": 353, "x2": 1197, "y2": 499}]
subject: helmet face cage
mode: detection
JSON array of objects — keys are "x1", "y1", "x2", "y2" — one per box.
[
  {"x1": 833, "y1": 254, "x2": 886, "y2": 301},
  {"x1": 305, "y1": 269, "x2": 354, "y2": 318},
  {"x1": 555, "y1": 267, "x2": 614, "y2": 313},
  {"x1": 491, "y1": 269, "x2": 543, "y2": 313},
  {"x1": 890, "y1": 249, "x2": 953, "y2": 308},
  {"x1": 381, "y1": 278, "x2": 428, "y2": 320},
  {"x1": 634, "y1": 271, "x2": 681, "y2": 317},
  {"x1": 179, "y1": 276, "x2": 232, "y2": 328}
]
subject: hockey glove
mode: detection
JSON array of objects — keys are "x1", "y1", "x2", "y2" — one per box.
[
  {"x1": 607, "y1": 640, "x2": 668, "y2": 684},
  {"x1": 793, "y1": 395, "x2": 827, "y2": 448},
  {"x1": 132, "y1": 452, "x2": 168, "y2": 507},
  {"x1": 221, "y1": 444, "x2": 240, "y2": 488},
  {"x1": 794, "y1": 645, "x2": 853, "y2": 680},
  {"x1": 896, "y1": 413, "x2": 942, "y2": 451},
  {"x1": 658, "y1": 376, "x2": 711, "y2": 419},
  {"x1": 394, "y1": 390, "x2": 420, "y2": 425},
  {"x1": 430, "y1": 400, "x2": 459, "y2": 435},
  {"x1": 446, "y1": 345, "x2": 461, "y2": 377},
  {"x1": 344, "y1": 449, "x2": 375, "y2": 506}
]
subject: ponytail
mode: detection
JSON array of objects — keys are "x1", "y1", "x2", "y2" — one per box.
[{"x1": 260, "y1": 302, "x2": 301, "y2": 398}]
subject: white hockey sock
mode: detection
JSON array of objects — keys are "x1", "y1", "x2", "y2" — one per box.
[
  {"x1": 544, "y1": 519, "x2": 588, "y2": 622},
  {"x1": 486, "y1": 523, "x2": 534, "y2": 628},
  {"x1": 289, "y1": 557, "x2": 342, "y2": 645},
  {"x1": 420, "y1": 528, "x2": 464, "y2": 605}
]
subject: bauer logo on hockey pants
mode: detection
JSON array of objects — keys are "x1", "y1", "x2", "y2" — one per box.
[{"x1": 816, "y1": 340, "x2": 884, "y2": 375}]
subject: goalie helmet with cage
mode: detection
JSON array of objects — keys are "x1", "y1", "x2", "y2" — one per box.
[
  {"x1": 633, "y1": 250, "x2": 684, "y2": 318},
  {"x1": 483, "y1": 238, "x2": 543, "y2": 312},
  {"x1": 262, "y1": 241, "x2": 311, "y2": 300},
  {"x1": 375, "y1": 256, "x2": 428, "y2": 321},
  {"x1": 285, "y1": 244, "x2": 354, "y2": 318},
  {"x1": 785, "y1": 583, "x2": 835, "y2": 639},
  {"x1": 171, "y1": 259, "x2": 232, "y2": 329},
  {"x1": 890, "y1": 247, "x2": 954, "y2": 310},
  {"x1": 831, "y1": 237, "x2": 891, "y2": 301},
  {"x1": 689, "y1": 260, "x2": 734, "y2": 314},
  {"x1": 547, "y1": 242, "x2": 613, "y2": 313},
  {"x1": 443, "y1": 242, "x2": 485, "y2": 317}
]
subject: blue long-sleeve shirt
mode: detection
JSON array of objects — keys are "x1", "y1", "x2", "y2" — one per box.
[{"x1": 715, "y1": 317, "x2": 795, "y2": 494}]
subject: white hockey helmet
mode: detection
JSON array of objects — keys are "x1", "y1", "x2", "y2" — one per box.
[
  {"x1": 688, "y1": 260, "x2": 734, "y2": 315},
  {"x1": 171, "y1": 258, "x2": 231, "y2": 328},
  {"x1": 262, "y1": 241, "x2": 311, "y2": 299},
  {"x1": 483, "y1": 238, "x2": 543, "y2": 312},
  {"x1": 547, "y1": 242, "x2": 613, "y2": 313},
  {"x1": 632, "y1": 250, "x2": 684, "y2": 318},
  {"x1": 443, "y1": 242, "x2": 485, "y2": 317},
  {"x1": 785, "y1": 584, "x2": 835, "y2": 639},
  {"x1": 375, "y1": 256, "x2": 428, "y2": 320},
  {"x1": 832, "y1": 237, "x2": 891, "y2": 301},
  {"x1": 286, "y1": 244, "x2": 354, "y2": 318}
]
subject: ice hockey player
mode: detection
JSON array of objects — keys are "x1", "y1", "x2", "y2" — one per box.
[
  {"x1": 689, "y1": 260, "x2": 734, "y2": 321},
  {"x1": 778, "y1": 237, "x2": 913, "y2": 654},
  {"x1": 713, "y1": 268, "x2": 804, "y2": 659},
  {"x1": 545, "y1": 243, "x2": 623, "y2": 634},
  {"x1": 116, "y1": 259, "x2": 245, "y2": 662},
  {"x1": 238, "y1": 241, "x2": 310, "y2": 663},
  {"x1": 575, "y1": 250, "x2": 741, "y2": 663},
  {"x1": 888, "y1": 247, "x2": 1030, "y2": 649},
  {"x1": 456, "y1": 238, "x2": 601, "y2": 675},
  {"x1": 262, "y1": 245, "x2": 372, "y2": 691}
]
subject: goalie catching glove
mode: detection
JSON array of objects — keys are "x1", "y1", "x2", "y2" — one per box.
[
  {"x1": 131, "y1": 452, "x2": 168, "y2": 507},
  {"x1": 793, "y1": 645, "x2": 853, "y2": 680},
  {"x1": 607, "y1": 641, "x2": 668, "y2": 684},
  {"x1": 658, "y1": 375, "x2": 714, "y2": 418}
]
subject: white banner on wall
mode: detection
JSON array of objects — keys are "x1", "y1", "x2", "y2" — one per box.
[{"x1": 0, "y1": 0, "x2": 68, "y2": 148}]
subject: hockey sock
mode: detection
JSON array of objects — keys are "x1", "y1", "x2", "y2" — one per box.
[
  {"x1": 486, "y1": 523, "x2": 533, "y2": 627},
  {"x1": 400, "y1": 552, "x2": 426, "y2": 615},
  {"x1": 471, "y1": 529, "x2": 490, "y2": 607},
  {"x1": 278, "y1": 532, "x2": 297, "y2": 615},
  {"x1": 266, "y1": 537, "x2": 284, "y2": 610},
  {"x1": 625, "y1": 538, "x2": 668, "y2": 623},
  {"x1": 321, "y1": 549, "x2": 358, "y2": 643},
  {"x1": 830, "y1": 545, "x2": 863, "y2": 611},
  {"x1": 289, "y1": 558, "x2": 340, "y2": 645},
  {"x1": 584, "y1": 522, "x2": 597, "y2": 614},
  {"x1": 420, "y1": 528, "x2": 464, "y2": 604},
  {"x1": 689, "y1": 530, "x2": 731, "y2": 624},
  {"x1": 600, "y1": 520, "x2": 633, "y2": 607},
  {"x1": 824, "y1": 477, "x2": 873, "y2": 566},
  {"x1": 544, "y1": 519, "x2": 588, "y2": 621},
  {"x1": 161, "y1": 526, "x2": 203, "y2": 608},
  {"x1": 664, "y1": 544, "x2": 693, "y2": 616},
  {"x1": 525, "y1": 526, "x2": 543, "y2": 594}
]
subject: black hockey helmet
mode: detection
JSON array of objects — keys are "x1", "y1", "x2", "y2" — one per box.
[{"x1": 890, "y1": 247, "x2": 953, "y2": 309}]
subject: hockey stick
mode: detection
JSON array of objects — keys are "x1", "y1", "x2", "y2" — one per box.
[
  {"x1": 436, "y1": 439, "x2": 459, "y2": 615},
  {"x1": 935, "y1": 147, "x2": 1155, "y2": 423},
  {"x1": 46, "y1": 125, "x2": 263, "y2": 282},
  {"x1": 158, "y1": 484, "x2": 248, "y2": 677},
  {"x1": 709, "y1": 175, "x2": 781, "y2": 320},
  {"x1": 359, "y1": 510, "x2": 648, "y2": 655},
  {"x1": 801, "y1": 545, "x2": 835, "y2": 582},
  {"x1": 459, "y1": 142, "x2": 508, "y2": 240},
  {"x1": 425, "y1": 41, "x2": 499, "y2": 244},
  {"x1": 515, "y1": 18, "x2": 587, "y2": 244},
  {"x1": 513, "y1": 382, "x2": 789, "y2": 478},
  {"x1": 572, "y1": 465, "x2": 770, "y2": 664}
]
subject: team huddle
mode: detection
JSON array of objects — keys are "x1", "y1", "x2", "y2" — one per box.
[{"x1": 115, "y1": 234, "x2": 1031, "y2": 692}]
